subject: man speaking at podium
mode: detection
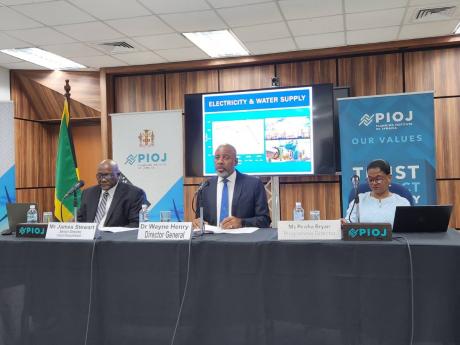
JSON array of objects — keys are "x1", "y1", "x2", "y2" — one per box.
[
  {"x1": 78, "y1": 159, "x2": 147, "y2": 228},
  {"x1": 193, "y1": 144, "x2": 271, "y2": 229}
]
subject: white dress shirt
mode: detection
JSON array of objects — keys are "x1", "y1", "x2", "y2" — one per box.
[
  {"x1": 345, "y1": 191, "x2": 410, "y2": 226},
  {"x1": 216, "y1": 170, "x2": 236, "y2": 223}
]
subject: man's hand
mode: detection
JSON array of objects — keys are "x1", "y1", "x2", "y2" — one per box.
[
  {"x1": 220, "y1": 216, "x2": 242, "y2": 229},
  {"x1": 192, "y1": 218, "x2": 208, "y2": 229}
]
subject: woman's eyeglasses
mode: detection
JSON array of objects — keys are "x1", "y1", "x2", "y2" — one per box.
[{"x1": 367, "y1": 176, "x2": 385, "y2": 184}]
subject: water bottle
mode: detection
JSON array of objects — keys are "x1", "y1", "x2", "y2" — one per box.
[
  {"x1": 139, "y1": 204, "x2": 149, "y2": 223},
  {"x1": 293, "y1": 202, "x2": 304, "y2": 221},
  {"x1": 27, "y1": 205, "x2": 38, "y2": 223}
]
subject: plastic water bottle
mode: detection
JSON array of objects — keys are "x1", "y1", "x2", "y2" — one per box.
[
  {"x1": 139, "y1": 204, "x2": 149, "y2": 223},
  {"x1": 27, "y1": 205, "x2": 38, "y2": 223},
  {"x1": 293, "y1": 202, "x2": 304, "y2": 221}
]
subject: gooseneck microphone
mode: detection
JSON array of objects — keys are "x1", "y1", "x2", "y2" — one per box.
[
  {"x1": 349, "y1": 175, "x2": 360, "y2": 222},
  {"x1": 63, "y1": 180, "x2": 85, "y2": 199},
  {"x1": 351, "y1": 175, "x2": 360, "y2": 204}
]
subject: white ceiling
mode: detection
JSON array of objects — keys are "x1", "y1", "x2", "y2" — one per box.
[{"x1": 0, "y1": 0, "x2": 459, "y2": 70}]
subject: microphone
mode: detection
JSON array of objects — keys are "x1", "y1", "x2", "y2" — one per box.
[
  {"x1": 351, "y1": 175, "x2": 360, "y2": 204},
  {"x1": 63, "y1": 180, "x2": 85, "y2": 199},
  {"x1": 196, "y1": 180, "x2": 209, "y2": 193}
]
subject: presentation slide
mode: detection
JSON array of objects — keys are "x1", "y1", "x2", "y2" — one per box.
[{"x1": 202, "y1": 87, "x2": 314, "y2": 176}]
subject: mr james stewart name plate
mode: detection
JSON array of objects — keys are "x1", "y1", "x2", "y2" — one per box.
[
  {"x1": 138, "y1": 222, "x2": 192, "y2": 241},
  {"x1": 46, "y1": 222, "x2": 97, "y2": 240},
  {"x1": 278, "y1": 220, "x2": 342, "y2": 240}
]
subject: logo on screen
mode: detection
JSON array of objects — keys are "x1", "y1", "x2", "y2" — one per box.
[
  {"x1": 359, "y1": 114, "x2": 374, "y2": 126},
  {"x1": 138, "y1": 130, "x2": 154, "y2": 147}
]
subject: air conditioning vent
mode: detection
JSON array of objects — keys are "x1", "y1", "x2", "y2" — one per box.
[
  {"x1": 96, "y1": 41, "x2": 137, "y2": 54},
  {"x1": 413, "y1": 6, "x2": 457, "y2": 22}
]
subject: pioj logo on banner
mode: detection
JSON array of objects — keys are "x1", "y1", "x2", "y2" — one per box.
[
  {"x1": 124, "y1": 129, "x2": 168, "y2": 170},
  {"x1": 359, "y1": 110, "x2": 414, "y2": 130}
]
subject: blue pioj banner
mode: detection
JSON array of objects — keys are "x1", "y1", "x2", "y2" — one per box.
[{"x1": 338, "y1": 92, "x2": 436, "y2": 215}]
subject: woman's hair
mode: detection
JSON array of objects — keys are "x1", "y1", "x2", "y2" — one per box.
[{"x1": 366, "y1": 159, "x2": 391, "y2": 175}]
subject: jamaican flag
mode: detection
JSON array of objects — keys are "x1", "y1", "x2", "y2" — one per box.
[{"x1": 54, "y1": 99, "x2": 80, "y2": 221}]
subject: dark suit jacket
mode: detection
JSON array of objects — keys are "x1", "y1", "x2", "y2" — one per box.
[
  {"x1": 196, "y1": 171, "x2": 271, "y2": 228},
  {"x1": 77, "y1": 182, "x2": 147, "y2": 228}
]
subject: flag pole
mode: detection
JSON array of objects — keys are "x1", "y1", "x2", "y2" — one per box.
[
  {"x1": 64, "y1": 79, "x2": 71, "y2": 115},
  {"x1": 64, "y1": 80, "x2": 78, "y2": 222}
]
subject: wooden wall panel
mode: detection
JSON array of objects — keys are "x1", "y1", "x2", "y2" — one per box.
[
  {"x1": 338, "y1": 53, "x2": 403, "y2": 96},
  {"x1": 18, "y1": 70, "x2": 101, "y2": 111},
  {"x1": 165, "y1": 70, "x2": 219, "y2": 110},
  {"x1": 114, "y1": 74, "x2": 165, "y2": 113},
  {"x1": 15, "y1": 120, "x2": 101, "y2": 190},
  {"x1": 437, "y1": 180, "x2": 460, "y2": 228},
  {"x1": 277, "y1": 59, "x2": 337, "y2": 86},
  {"x1": 219, "y1": 65, "x2": 274, "y2": 91},
  {"x1": 280, "y1": 182, "x2": 341, "y2": 220},
  {"x1": 12, "y1": 72, "x2": 100, "y2": 120},
  {"x1": 15, "y1": 120, "x2": 58, "y2": 188},
  {"x1": 73, "y1": 124, "x2": 102, "y2": 187},
  {"x1": 11, "y1": 73, "x2": 40, "y2": 120},
  {"x1": 16, "y1": 187, "x2": 55, "y2": 217},
  {"x1": 434, "y1": 98, "x2": 460, "y2": 178},
  {"x1": 405, "y1": 47, "x2": 460, "y2": 97},
  {"x1": 184, "y1": 185, "x2": 199, "y2": 222}
]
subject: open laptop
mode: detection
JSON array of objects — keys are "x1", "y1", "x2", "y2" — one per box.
[
  {"x1": 392, "y1": 205, "x2": 453, "y2": 233},
  {"x1": 1, "y1": 203, "x2": 37, "y2": 235}
]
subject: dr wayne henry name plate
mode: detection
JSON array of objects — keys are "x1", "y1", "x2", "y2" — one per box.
[
  {"x1": 138, "y1": 222, "x2": 192, "y2": 241},
  {"x1": 45, "y1": 222, "x2": 97, "y2": 240},
  {"x1": 278, "y1": 220, "x2": 342, "y2": 240}
]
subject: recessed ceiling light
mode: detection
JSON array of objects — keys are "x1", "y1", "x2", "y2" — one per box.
[
  {"x1": 0, "y1": 48, "x2": 86, "y2": 70},
  {"x1": 183, "y1": 30, "x2": 249, "y2": 58},
  {"x1": 454, "y1": 21, "x2": 460, "y2": 34}
]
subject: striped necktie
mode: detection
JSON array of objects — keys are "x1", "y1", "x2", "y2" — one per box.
[
  {"x1": 219, "y1": 178, "x2": 229, "y2": 223},
  {"x1": 94, "y1": 191, "x2": 109, "y2": 224}
]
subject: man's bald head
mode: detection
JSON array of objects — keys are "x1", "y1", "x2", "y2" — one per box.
[
  {"x1": 214, "y1": 144, "x2": 238, "y2": 178},
  {"x1": 96, "y1": 159, "x2": 120, "y2": 190}
]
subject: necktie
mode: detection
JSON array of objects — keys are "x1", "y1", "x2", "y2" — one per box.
[
  {"x1": 219, "y1": 179, "x2": 229, "y2": 223},
  {"x1": 94, "y1": 191, "x2": 109, "y2": 224}
]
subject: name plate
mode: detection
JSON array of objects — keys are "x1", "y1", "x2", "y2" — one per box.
[
  {"x1": 138, "y1": 222, "x2": 192, "y2": 241},
  {"x1": 342, "y1": 223, "x2": 392, "y2": 241},
  {"x1": 45, "y1": 222, "x2": 97, "y2": 240},
  {"x1": 278, "y1": 220, "x2": 342, "y2": 240},
  {"x1": 16, "y1": 223, "x2": 48, "y2": 238}
]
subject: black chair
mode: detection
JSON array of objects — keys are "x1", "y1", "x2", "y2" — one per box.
[{"x1": 347, "y1": 182, "x2": 414, "y2": 206}]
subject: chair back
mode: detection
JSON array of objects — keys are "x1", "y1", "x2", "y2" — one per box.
[{"x1": 347, "y1": 182, "x2": 414, "y2": 206}]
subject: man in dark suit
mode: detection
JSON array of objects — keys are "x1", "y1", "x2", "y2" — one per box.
[
  {"x1": 193, "y1": 144, "x2": 271, "y2": 229},
  {"x1": 78, "y1": 159, "x2": 147, "y2": 228}
]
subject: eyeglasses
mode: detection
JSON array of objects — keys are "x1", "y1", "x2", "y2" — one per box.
[
  {"x1": 367, "y1": 176, "x2": 385, "y2": 185},
  {"x1": 96, "y1": 173, "x2": 115, "y2": 180}
]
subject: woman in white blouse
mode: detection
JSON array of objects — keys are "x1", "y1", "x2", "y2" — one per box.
[{"x1": 344, "y1": 159, "x2": 410, "y2": 226}]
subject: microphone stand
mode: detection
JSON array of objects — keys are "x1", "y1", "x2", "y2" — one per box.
[
  {"x1": 73, "y1": 190, "x2": 78, "y2": 223},
  {"x1": 198, "y1": 188, "x2": 205, "y2": 236},
  {"x1": 354, "y1": 185, "x2": 360, "y2": 222}
]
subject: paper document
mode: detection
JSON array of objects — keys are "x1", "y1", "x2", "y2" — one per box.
[
  {"x1": 99, "y1": 226, "x2": 137, "y2": 233},
  {"x1": 194, "y1": 224, "x2": 259, "y2": 234}
]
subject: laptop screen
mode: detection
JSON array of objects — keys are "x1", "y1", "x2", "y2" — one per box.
[
  {"x1": 392, "y1": 205, "x2": 452, "y2": 233},
  {"x1": 4, "y1": 203, "x2": 38, "y2": 234}
]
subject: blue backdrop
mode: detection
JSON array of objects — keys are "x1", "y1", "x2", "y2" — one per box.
[{"x1": 339, "y1": 92, "x2": 436, "y2": 215}]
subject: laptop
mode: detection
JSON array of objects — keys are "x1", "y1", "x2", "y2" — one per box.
[
  {"x1": 392, "y1": 205, "x2": 453, "y2": 233},
  {"x1": 1, "y1": 203, "x2": 37, "y2": 235}
]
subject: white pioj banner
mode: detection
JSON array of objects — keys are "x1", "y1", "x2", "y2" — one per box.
[
  {"x1": 46, "y1": 222, "x2": 97, "y2": 240},
  {"x1": 0, "y1": 101, "x2": 15, "y2": 231},
  {"x1": 138, "y1": 222, "x2": 192, "y2": 241},
  {"x1": 278, "y1": 220, "x2": 342, "y2": 240},
  {"x1": 111, "y1": 110, "x2": 184, "y2": 222}
]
